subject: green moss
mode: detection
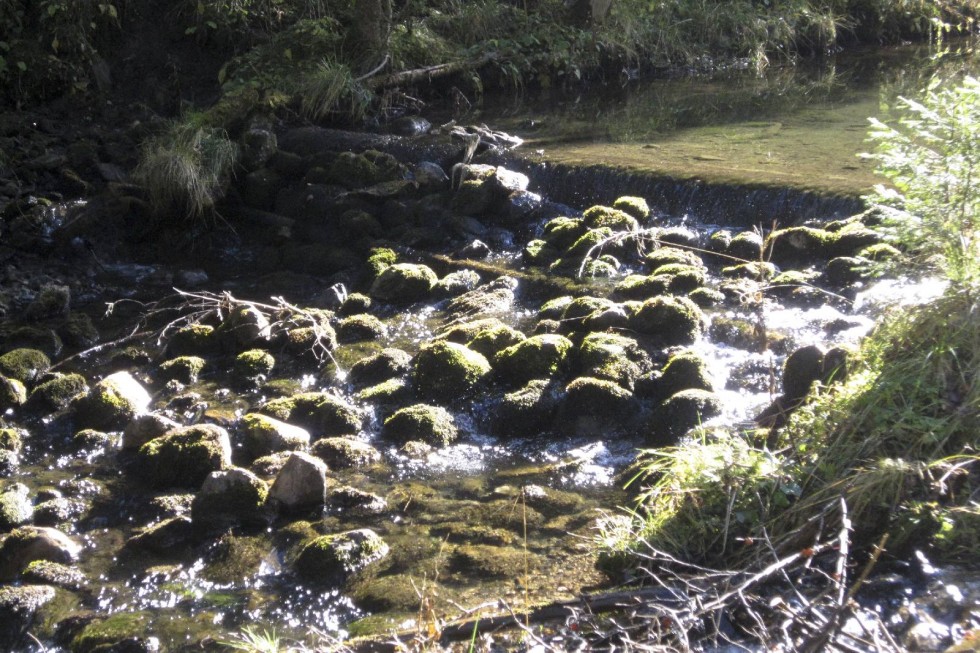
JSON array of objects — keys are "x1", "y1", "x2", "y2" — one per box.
[
  {"x1": 158, "y1": 356, "x2": 206, "y2": 384},
  {"x1": 582, "y1": 205, "x2": 639, "y2": 232},
  {"x1": 565, "y1": 227, "x2": 614, "y2": 258},
  {"x1": 542, "y1": 216, "x2": 588, "y2": 250},
  {"x1": 309, "y1": 437, "x2": 381, "y2": 468},
  {"x1": 857, "y1": 242, "x2": 902, "y2": 261},
  {"x1": 0, "y1": 428, "x2": 24, "y2": 452},
  {"x1": 559, "y1": 296, "x2": 616, "y2": 330},
  {"x1": 413, "y1": 340, "x2": 491, "y2": 404},
  {"x1": 260, "y1": 392, "x2": 362, "y2": 437},
  {"x1": 523, "y1": 238, "x2": 560, "y2": 266},
  {"x1": 337, "y1": 314, "x2": 388, "y2": 342},
  {"x1": 191, "y1": 468, "x2": 270, "y2": 528},
  {"x1": 688, "y1": 287, "x2": 725, "y2": 308},
  {"x1": 234, "y1": 348, "x2": 275, "y2": 379},
  {"x1": 135, "y1": 424, "x2": 231, "y2": 489},
  {"x1": 578, "y1": 332, "x2": 649, "y2": 389},
  {"x1": 382, "y1": 403, "x2": 458, "y2": 446},
  {"x1": 450, "y1": 544, "x2": 536, "y2": 578},
  {"x1": 165, "y1": 323, "x2": 216, "y2": 357},
  {"x1": 355, "y1": 378, "x2": 413, "y2": 406},
  {"x1": 629, "y1": 295, "x2": 705, "y2": 346},
  {"x1": 538, "y1": 296, "x2": 573, "y2": 320},
  {"x1": 27, "y1": 373, "x2": 87, "y2": 413},
  {"x1": 241, "y1": 413, "x2": 310, "y2": 459},
  {"x1": 657, "y1": 350, "x2": 714, "y2": 399},
  {"x1": 58, "y1": 312, "x2": 99, "y2": 348},
  {"x1": 612, "y1": 196, "x2": 650, "y2": 221},
  {"x1": 494, "y1": 334, "x2": 574, "y2": 386},
  {"x1": 466, "y1": 323, "x2": 525, "y2": 360},
  {"x1": 493, "y1": 378, "x2": 559, "y2": 438},
  {"x1": 370, "y1": 263, "x2": 438, "y2": 304},
  {"x1": 721, "y1": 261, "x2": 777, "y2": 281},
  {"x1": 655, "y1": 389, "x2": 723, "y2": 442},
  {"x1": 71, "y1": 611, "x2": 152, "y2": 653},
  {"x1": 0, "y1": 348, "x2": 51, "y2": 384},
  {"x1": 614, "y1": 274, "x2": 669, "y2": 300},
  {"x1": 644, "y1": 247, "x2": 704, "y2": 270},
  {"x1": 293, "y1": 529, "x2": 389, "y2": 585},
  {"x1": 366, "y1": 247, "x2": 398, "y2": 280},
  {"x1": 0, "y1": 376, "x2": 27, "y2": 411},
  {"x1": 22, "y1": 560, "x2": 86, "y2": 590}
]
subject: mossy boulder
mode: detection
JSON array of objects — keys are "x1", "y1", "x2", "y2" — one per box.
[
  {"x1": 556, "y1": 377, "x2": 635, "y2": 435},
  {"x1": 494, "y1": 334, "x2": 574, "y2": 386},
  {"x1": 612, "y1": 195, "x2": 650, "y2": 221},
  {"x1": 565, "y1": 227, "x2": 615, "y2": 259},
  {"x1": 59, "y1": 312, "x2": 100, "y2": 348},
  {"x1": 348, "y1": 348, "x2": 412, "y2": 388},
  {"x1": 824, "y1": 256, "x2": 871, "y2": 287},
  {"x1": 782, "y1": 344, "x2": 826, "y2": 401},
  {"x1": 73, "y1": 428, "x2": 113, "y2": 450},
  {"x1": 628, "y1": 295, "x2": 706, "y2": 346},
  {"x1": 0, "y1": 376, "x2": 27, "y2": 411},
  {"x1": 339, "y1": 292, "x2": 372, "y2": 316},
  {"x1": 0, "y1": 348, "x2": 50, "y2": 384},
  {"x1": 0, "y1": 483, "x2": 33, "y2": 531},
  {"x1": 234, "y1": 348, "x2": 275, "y2": 383},
  {"x1": 708, "y1": 315, "x2": 763, "y2": 351},
  {"x1": 218, "y1": 304, "x2": 273, "y2": 348},
  {"x1": 612, "y1": 274, "x2": 675, "y2": 301},
  {"x1": 355, "y1": 378, "x2": 413, "y2": 409},
  {"x1": 582, "y1": 205, "x2": 639, "y2": 232},
  {"x1": 767, "y1": 226, "x2": 845, "y2": 264},
  {"x1": 538, "y1": 296, "x2": 574, "y2": 320},
  {"x1": 121, "y1": 413, "x2": 179, "y2": 451},
  {"x1": 0, "y1": 526, "x2": 81, "y2": 582},
  {"x1": 559, "y1": 296, "x2": 617, "y2": 331},
  {"x1": 191, "y1": 467, "x2": 270, "y2": 529},
  {"x1": 523, "y1": 239, "x2": 560, "y2": 266},
  {"x1": 493, "y1": 379, "x2": 560, "y2": 438},
  {"x1": 0, "y1": 326, "x2": 62, "y2": 358},
  {"x1": 241, "y1": 413, "x2": 311, "y2": 460},
  {"x1": 413, "y1": 340, "x2": 491, "y2": 404},
  {"x1": 370, "y1": 263, "x2": 438, "y2": 304},
  {"x1": 644, "y1": 247, "x2": 704, "y2": 270},
  {"x1": 69, "y1": 611, "x2": 153, "y2": 653},
  {"x1": 433, "y1": 269, "x2": 482, "y2": 299},
  {"x1": 72, "y1": 371, "x2": 151, "y2": 430},
  {"x1": 721, "y1": 261, "x2": 777, "y2": 281},
  {"x1": 310, "y1": 437, "x2": 381, "y2": 469},
  {"x1": 0, "y1": 428, "x2": 23, "y2": 453},
  {"x1": 21, "y1": 559, "x2": 86, "y2": 590},
  {"x1": 260, "y1": 392, "x2": 363, "y2": 439},
  {"x1": 465, "y1": 323, "x2": 525, "y2": 360},
  {"x1": 165, "y1": 323, "x2": 215, "y2": 357},
  {"x1": 688, "y1": 287, "x2": 725, "y2": 308},
  {"x1": 653, "y1": 389, "x2": 723, "y2": 443},
  {"x1": 24, "y1": 284, "x2": 69, "y2": 320},
  {"x1": 134, "y1": 424, "x2": 233, "y2": 489},
  {"x1": 639, "y1": 350, "x2": 714, "y2": 401},
  {"x1": 158, "y1": 356, "x2": 206, "y2": 384},
  {"x1": 0, "y1": 585, "x2": 57, "y2": 652},
  {"x1": 328, "y1": 149, "x2": 405, "y2": 188},
  {"x1": 577, "y1": 332, "x2": 651, "y2": 389},
  {"x1": 337, "y1": 314, "x2": 388, "y2": 342},
  {"x1": 365, "y1": 247, "x2": 398, "y2": 280},
  {"x1": 294, "y1": 529, "x2": 390, "y2": 586},
  {"x1": 727, "y1": 230, "x2": 765, "y2": 261},
  {"x1": 382, "y1": 404, "x2": 458, "y2": 446},
  {"x1": 542, "y1": 216, "x2": 588, "y2": 250}
]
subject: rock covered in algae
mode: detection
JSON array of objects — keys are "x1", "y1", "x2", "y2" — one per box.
[
  {"x1": 69, "y1": 611, "x2": 153, "y2": 653},
  {"x1": 191, "y1": 467, "x2": 271, "y2": 529},
  {"x1": 577, "y1": 332, "x2": 651, "y2": 390},
  {"x1": 310, "y1": 437, "x2": 381, "y2": 469},
  {"x1": 582, "y1": 204, "x2": 639, "y2": 232},
  {"x1": 21, "y1": 559, "x2": 86, "y2": 590},
  {"x1": 494, "y1": 334, "x2": 574, "y2": 386},
  {"x1": 336, "y1": 313, "x2": 388, "y2": 342},
  {"x1": 370, "y1": 263, "x2": 438, "y2": 304},
  {"x1": 26, "y1": 372, "x2": 87, "y2": 413},
  {"x1": 639, "y1": 349, "x2": 715, "y2": 402},
  {"x1": 0, "y1": 483, "x2": 33, "y2": 531},
  {"x1": 382, "y1": 403, "x2": 458, "y2": 446},
  {"x1": 654, "y1": 389, "x2": 723, "y2": 443},
  {"x1": 72, "y1": 371, "x2": 151, "y2": 430},
  {"x1": 134, "y1": 424, "x2": 232, "y2": 489},
  {"x1": 348, "y1": 347, "x2": 412, "y2": 388},
  {"x1": 260, "y1": 391, "x2": 363, "y2": 439},
  {"x1": 413, "y1": 340, "x2": 490, "y2": 403},
  {"x1": 294, "y1": 528, "x2": 390, "y2": 586},
  {"x1": 267, "y1": 451, "x2": 328, "y2": 511},
  {"x1": 556, "y1": 376, "x2": 635, "y2": 436},
  {"x1": 121, "y1": 413, "x2": 180, "y2": 451},
  {"x1": 0, "y1": 348, "x2": 50, "y2": 384},
  {"x1": 0, "y1": 584, "x2": 56, "y2": 651},
  {"x1": 158, "y1": 355, "x2": 205, "y2": 384},
  {"x1": 0, "y1": 526, "x2": 81, "y2": 581},
  {"x1": 493, "y1": 378, "x2": 560, "y2": 438},
  {"x1": 628, "y1": 295, "x2": 706, "y2": 346},
  {"x1": 241, "y1": 413, "x2": 310, "y2": 460},
  {"x1": 612, "y1": 195, "x2": 650, "y2": 221},
  {"x1": 0, "y1": 376, "x2": 27, "y2": 410}
]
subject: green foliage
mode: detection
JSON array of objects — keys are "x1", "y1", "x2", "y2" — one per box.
[
  {"x1": 298, "y1": 59, "x2": 372, "y2": 122},
  {"x1": 867, "y1": 75, "x2": 980, "y2": 286},
  {"x1": 135, "y1": 122, "x2": 239, "y2": 222}
]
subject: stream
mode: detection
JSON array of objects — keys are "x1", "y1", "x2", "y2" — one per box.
[{"x1": 1, "y1": 41, "x2": 978, "y2": 653}]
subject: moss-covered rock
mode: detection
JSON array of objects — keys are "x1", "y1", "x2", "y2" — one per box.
[
  {"x1": 523, "y1": 239, "x2": 560, "y2": 266},
  {"x1": 24, "y1": 284, "x2": 69, "y2": 320},
  {"x1": 559, "y1": 296, "x2": 617, "y2": 331},
  {"x1": 27, "y1": 373, "x2": 88, "y2": 413},
  {"x1": 413, "y1": 340, "x2": 491, "y2": 403},
  {"x1": 466, "y1": 322, "x2": 526, "y2": 360},
  {"x1": 218, "y1": 304, "x2": 273, "y2": 348},
  {"x1": 613, "y1": 272, "x2": 681, "y2": 300},
  {"x1": 370, "y1": 263, "x2": 438, "y2": 304},
  {"x1": 538, "y1": 295, "x2": 574, "y2": 320},
  {"x1": 328, "y1": 486, "x2": 388, "y2": 517},
  {"x1": 0, "y1": 428, "x2": 24, "y2": 453},
  {"x1": 355, "y1": 377, "x2": 413, "y2": 408},
  {"x1": 234, "y1": 348, "x2": 275, "y2": 383},
  {"x1": 824, "y1": 256, "x2": 871, "y2": 287},
  {"x1": 0, "y1": 584, "x2": 56, "y2": 651},
  {"x1": 433, "y1": 269, "x2": 482, "y2": 299},
  {"x1": 782, "y1": 344, "x2": 826, "y2": 401},
  {"x1": 337, "y1": 313, "x2": 388, "y2": 342},
  {"x1": 134, "y1": 424, "x2": 232, "y2": 489},
  {"x1": 294, "y1": 529, "x2": 390, "y2": 586},
  {"x1": 69, "y1": 611, "x2": 153, "y2": 653},
  {"x1": 450, "y1": 544, "x2": 537, "y2": 578},
  {"x1": 191, "y1": 467, "x2": 270, "y2": 529},
  {"x1": 21, "y1": 559, "x2": 86, "y2": 590},
  {"x1": 165, "y1": 323, "x2": 216, "y2": 357},
  {"x1": 73, "y1": 428, "x2": 112, "y2": 450},
  {"x1": 348, "y1": 348, "x2": 412, "y2": 388},
  {"x1": 727, "y1": 230, "x2": 765, "y2": 261},
  {"x1": 565, "y1": 227, "x2": 615, "y2": 259},
  {"x1": 444, "y1": 276, "x2": 518, "y2": 321},
  {"x1": 629, "y1": 295, "x2": 705, "y2": 346},
  {"x1": 267, "y1": 452, "x2": 329, "y2": 511},
  {"x1": 0, "y1": 526, "x2": 81, "y2": 582},
  {"x1": 542, "y1": 216, "x2": 588, "y2": 250},
  {"x1": 310, "y1": 437, "x2": 381, "y2": 469},
  {"x1": 721, "y1": 261, "x2": 777, "y2": 281},
  {"x1": 0, "y1": 483, "x2": 33, "y2": 531},
  {"x1": 327, "y1": 149, "x2": 405, "y2": 188},
  {"x1": 339, "y1": 292, "x2": 372, "y2": 316},
  {"x1": 708, "y1": 315, "x2": 763, "y2": 351},
  {"x1": 0, "y1": 348, "x2": 50, "y2": 384},
  {"x1": 383, "y1": 404, "x2": 458, "y2": 446},
  {"x1": 72, "y1": 371, "x2": 151, "y2": 430},
  {"x1": 32, "y1": 497, "x2": 88, "y2": 527},
  {"x1": 644, "y1": 247, "x2": 704, "y2": 270},
  {"x1": 494, "y1": 334, "x2": 574, "y2": 386},
  {"x1": 557, "y1": 376, "x2": 635, "y2": 435},
  {"x1": 260, "y1": 392, "x2": 363, "y2": 439},
  {"x1": 365, "y1": 247, "x2": 398, "y2": 280},
  {"x1": 0, "y1": 376, "x2": 27, "y2": 411},
  {"x1": 58, "y1": 311, "x2": 100, "y2": 348},
  {"x1": 493, "y1": 379, "x2": 560, "y2": 438},
  {"x1": 653, "y1": 389, "x2": 723, "y2": 443},
  {"x1": 639, "y1": 350, "x2": 714, "y2": 401},
  {"x1": 612, "y1": 195, "x2": 650, "y2": 221},
  {"x1": 857, "y1": 242, "x2": 902, "y2": 261},
  {"x1": 582, "y1": 205, "x2": 639, "y2": 232},
  {"x1": 688, "y1": 287, "x2": 725, "y2": 308},
  {"x1": 158, "y1": 356, "x2": 206, "y2": 384},
  {"x1": 577, "y1": 332, "x2": 651, "y2": 389},
  {"x1": 241, "y1": 413, "x2": 311, "y2": 460},
  {"x1": 121, "y1": 413, "x2": 179, "y2": 451}
]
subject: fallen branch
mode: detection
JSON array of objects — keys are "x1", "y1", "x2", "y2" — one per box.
[{"x1": 368, "y1": 53, "x2": 497, "y2": 90}]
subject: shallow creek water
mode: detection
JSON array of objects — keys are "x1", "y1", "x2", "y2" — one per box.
[{"x1": 4, "y1": 42, "x2": 980, "y2": 653}]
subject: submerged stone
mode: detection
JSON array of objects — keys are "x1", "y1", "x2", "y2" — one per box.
[
  {"x1": 21, "y1": 560, "x2": 86, "y2": 591},
  {"x1": 310, "y1": 437, "x2": 381, "y2": 469},
  {"x1": 294, "y1": 529, "x2": 390, "y2": 586},
  {"x1": 557, "y1": 377, "x2": 635, "y2": 436}
]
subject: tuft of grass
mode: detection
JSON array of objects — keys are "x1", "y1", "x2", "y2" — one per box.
[
  {"x1": 135, "y1": 122, "x2": 239, "y2": 222},
  {"x1": 221, "y1": 625, "x2": 282, "y2": 653},
  {"x1": 297, "y1": 59, "x2": 372, "y2": 123}
]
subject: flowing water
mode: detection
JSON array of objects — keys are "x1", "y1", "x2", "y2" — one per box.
[{"x1": 4, "y1": 41, "x2": 979, "y2": 652}]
